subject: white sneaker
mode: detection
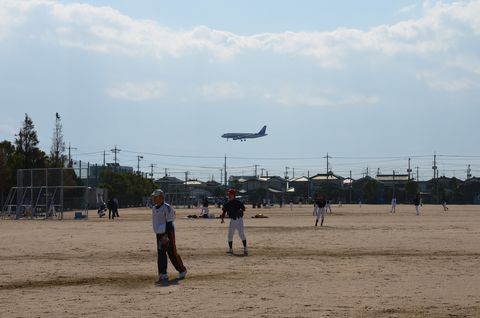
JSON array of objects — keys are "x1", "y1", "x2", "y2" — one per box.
[
  {"x1": 226, "y1": 249, "x2": 233, "y2": 255},
  {"x1": 179, "y1": 270, "x2": 187, "y2": 280}
]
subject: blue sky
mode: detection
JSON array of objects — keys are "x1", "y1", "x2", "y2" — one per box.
[{"x1": 1, "y1": 0, "x2": 479, "y2": 181}]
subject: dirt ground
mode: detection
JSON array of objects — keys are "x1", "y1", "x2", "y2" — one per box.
[{"x1": 1, "y1": 203, "x2": 480, "y2": 317}]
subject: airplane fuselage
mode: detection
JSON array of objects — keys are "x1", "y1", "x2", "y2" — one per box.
[{"x1": 221, "y1": 126, "x2": 267, "y2": 141}]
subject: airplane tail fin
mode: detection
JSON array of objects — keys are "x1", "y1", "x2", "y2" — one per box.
[{"x1": 258, "y1": 125, "x2": 267, "y2": 135}]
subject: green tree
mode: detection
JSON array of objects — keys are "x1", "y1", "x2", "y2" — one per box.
[
  {"x1": 100, "y1": 170, "x2": 155, "y2": 207},
  {"x1": 0, "y1": 140, "x2": 17, "y2": 207},
  {"x1": 405, "y1": 180, "x2": 418, "y2": 202},
  {"x1": 363, "y1": 179, "x2": 379, "y2": 203},
  {"x1": 212, "y1": 186, "x2": 226, "y2": 198},
  {"x1": 15, "y1": 114, "x2": 46, "y2": 169}
]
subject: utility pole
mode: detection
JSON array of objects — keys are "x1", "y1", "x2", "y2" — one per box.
[
  {"x1": 103, "y1": 150, "x2": 106, "y2": 167},
  {"x1": 149, "y1": 164, "x2": 156, "y2": 180},
  {"x1": 349, "y1": 170, "x2": 352, "y2": 204},
  {"x1": 136, "y1": 155, "x2": 143, "y2": 174},
  {"x1": 467, "y1": 164, "x2": 472, "y2": 179},
  {"x1": 285, "y1": 167, "x2": 289, "y2": 191},
  {"x1": 67, "y1": 142, "x2": 77, "y2": 167},
  {"x1": 254, "y1": 165, "x2": 258, "y2": 178},
  {"x1": 220, "y1": 169, "x2": 223, "y2": 184},
  {"x1": 393, "y1": 170, "x2": 396, "y2": 198},
  {"x1": 260, "y1": 168, "x2": 265, "y2": 177},
  {"x1": 416, "y1": 166, "x2": 419, "y2": 181},
  {"x1": 324, "y1": 153, "x2": 330, "y2": 174},
  {"x1": 292, "y1": 168, "x2": 295, "y2": 179},
  {"x1": 111, "y1": 145, "x2": 121, "y2": 172},
  {"x1": 164, "y1": 168, "x2": 168, "y2": 177},
  {"x1": 224, "y1": 154, "x2": 227, "y2": 187},
  {"x1": 407, "y1": 157, "x2": 412, "y2": 180},
  {"x1": 377, "y1": 168, "x2": 380, "y2": 177},
  {"x1": 184, "y1": 171, "x2": 189, "y2": 208},
  {"x1": 432, "y1": 152, "x2": 438, "y2": 203}
]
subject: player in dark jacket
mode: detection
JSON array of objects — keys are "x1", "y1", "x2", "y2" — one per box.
[
  {"x1": 221, "y1": 189, "x2": 248, "y2": 255},
  {"x1": 313, "y1": 194, "x2": 327, "y2": 227}
]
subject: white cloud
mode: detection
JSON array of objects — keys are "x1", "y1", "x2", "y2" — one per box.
[
  {"x1": 263, "y1": 87, "x2": 380, "y2": 107},
  {"x1": 200, "y1": 82, "x2": 243, "y2": 100},
  {"x1": 397, "y1": 4, "x2": 417, "y2": 15},
  {"x1": 446, "y1": 56, "x2": 480, "y2": 75},
  {"x1": 1, "y1": 0, "x2": 479, "y2": 66},
  {"x1": 107, "y1": 81, "x2": 167, "y2": 101},
  {"x1": 416, "y1": 71, "x2": 479, "y2": 91}
]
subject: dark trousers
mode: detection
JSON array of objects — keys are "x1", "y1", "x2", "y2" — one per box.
[
  {"x1": 108, "y1": 209, "x2": 114, "y2": 219},
  {"x1": 156, "y1": 223, "x2": 186, "y2": 275}
]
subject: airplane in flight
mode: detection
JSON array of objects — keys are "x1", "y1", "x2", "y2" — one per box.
[{"x1": 221, "y1": 125, "x2": 268, "y2": 141}]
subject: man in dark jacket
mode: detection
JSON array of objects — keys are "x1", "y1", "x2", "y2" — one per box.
[{"x1": 221, "y1": 189, "x2": 248, "y2": 255}]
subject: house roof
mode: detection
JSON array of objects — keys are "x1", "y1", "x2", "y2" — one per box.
[
  {"x1": 310, "y1": 173, "x2": 342, "y2": 181},
  {"x1": 155, "y1": 176, "x2": 183, "y2": 183},
  {"x1": 268, "y1": 188, "x2": 283, "y2": 193},
  {"x1": 185, "y1": 180, "x2": 203, "y2": 185},
  {"x1": 376, "y1": 174, "x2": 410, "y2": 182},
  {"x1": 290, "y1": 176, "x2": 309, "y2": 182}
]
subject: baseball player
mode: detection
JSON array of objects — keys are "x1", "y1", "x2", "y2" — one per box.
[
  {"x1": 326, "y1": 200, "x2": 332, "y2": 214},
  {"x1": 441, "y1": 198, "x2": 449, "y2": 211},
  {"x1": 390, "y1": 197, "x2": 397, "y2": 213},
  {"x1": 151, "y1": 189, "x2": 187, "y2": 284},
  {"x1": 313, "y1": 194, "x2": 327, "y2": 227},
  {"x1": 221, "y1": 189, "x2": 248, "y2": 256},
  {"x1": 414, "y1": 193, "x2": 421, "y2": 216}
]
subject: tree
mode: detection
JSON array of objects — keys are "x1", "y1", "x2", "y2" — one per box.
[
  {"x1": 0, "y1": 140, "x2": 17, "y2": 207},
  {"x1": 212, "y1": 186, "x2": 226, "y2": 198},
  {"x1": 363, "y1": 179, "x2": 379, "y2": 203},
  {"x1": 15, "y1": 114, "x2": 46, "y2": 169},
  {"x1": 50, "y1": 113, "x2": 66, "y2": 168},
  {"x1": 99, "y1": 170, "x2": 156, "y2": 207},
  {"x1": 405, "y1": 180, "x2": 418, "y2": 202}
]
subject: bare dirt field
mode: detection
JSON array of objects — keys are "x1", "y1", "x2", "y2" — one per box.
[{"x1": 1, "y1": 204, "x2": 480, "y2": 317}]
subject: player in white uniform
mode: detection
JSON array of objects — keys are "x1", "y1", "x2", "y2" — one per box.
[
  {"x1": 151, "y1": 189, "x2": 187, "y2": 284},
  {"x1": 326, "y1": 200, "x2": 332, "y2": 214},
  {"x1": 390, "y1": 197, "x2": 397, "y2": 213}
]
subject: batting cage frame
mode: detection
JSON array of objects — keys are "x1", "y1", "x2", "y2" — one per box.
[{"x1": 1, "y1": 168, "x2": 88, "y2": 220}]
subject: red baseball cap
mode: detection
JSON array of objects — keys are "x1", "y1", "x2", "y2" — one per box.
[{"x1": 228, "y1": 188, "x2": 236, "y2": 195}]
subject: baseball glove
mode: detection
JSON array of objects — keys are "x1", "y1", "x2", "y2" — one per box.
[{"x1": 158, "y1": 235, "x2": 170, "y2": 250}]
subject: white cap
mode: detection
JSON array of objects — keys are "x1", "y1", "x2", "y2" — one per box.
[{"x1": 151, "y1": 189, "x2": 164, "y2": 197}]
